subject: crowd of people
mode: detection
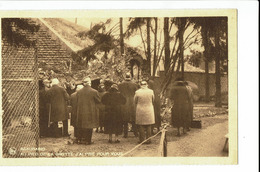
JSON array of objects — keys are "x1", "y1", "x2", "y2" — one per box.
[{"x1": 39, "y1": 71, "x2": 193, "y2": 145}]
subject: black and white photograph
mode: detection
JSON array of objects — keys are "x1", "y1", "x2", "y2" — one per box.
[{"x1": 0, "y1": 7, "x2": 240, "y2": 166}]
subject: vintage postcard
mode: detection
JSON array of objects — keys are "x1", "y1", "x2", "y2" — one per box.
[{"x1": 0, "y1": 8, "x2": 237, "y2": 166}]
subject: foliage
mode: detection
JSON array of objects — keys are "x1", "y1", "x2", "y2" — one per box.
[
  {"x1": 125, "y1": 18, "x2": 146, "y2": 38},
  {"x1": 76, "y1": 19, "x2": 118, "y2": 64},
  {"x1": 72, "y1": 47, "x2": 129, "y2": 83},
  {"x1": 2, "y1": 18, "x2": 39, "y2": 47},
  {"x1": 187, "y1": 50, "x2": 204, "y2": 67}
]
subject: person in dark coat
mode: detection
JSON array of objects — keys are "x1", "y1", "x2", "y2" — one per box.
[
  {"x1": 76, "y1": 77, "x2": 101, "y2": 145},
  {"x1": 46, "y1": 78, "x2": 70, "y2": 137},
  {"x1": 70, "y1": 85, "x2": 84, "y2": 143},
  {"x1": 168, "y1": 79, "x2": 192, "y2": 136},
  {"x1": 96, "y1": 83, "x2": 106, "y2": 133},
  {"x1": 65, "y1": 80, "x2": 76, "y2": 96},
  {"x1": 118, "y1": 73, "x2": 139, "y2": 138},
  {"x1": 101, "y1": 84, "x2": 126, "y2": 143},
  {"x1": 148, "y1": 79, "x2": 161, "y2": 133},
  {"x1": 39, "y1": 79, "x2": 51, "y2": 137},
  {"x1": 184, "y1": 81, "x2": 194, "y2": 131}
]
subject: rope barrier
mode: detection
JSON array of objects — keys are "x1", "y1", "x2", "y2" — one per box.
[{"x1": 119, "y1": 123, "x2": 170, "y2": 157}]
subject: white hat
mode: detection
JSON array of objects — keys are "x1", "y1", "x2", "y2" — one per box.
[
  {"x1": 76, "y1": 85, "x2": 84, "y2": 91},
  {"x1": 51, "y1": 78, "x2": 60, "y2": 85}
]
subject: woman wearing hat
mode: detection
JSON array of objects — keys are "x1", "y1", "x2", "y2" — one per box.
[
  {"x1": 101, "y1": 84, "x2": 126, "y2": 143},
  {"x1": 168, "y1": 78, "x2": 192, "y2": 136}
]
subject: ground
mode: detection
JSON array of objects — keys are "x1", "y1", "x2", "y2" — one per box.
[{"x1": 37, "y1": 102, "x2": 228, "y2": 158}]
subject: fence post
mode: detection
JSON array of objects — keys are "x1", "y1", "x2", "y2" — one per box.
[
  {"x1": 158, "y1": 128, "x2": 167, "y2": 157},
  {"x1": 163, "y1": 134, "x2": 167, "y2": 157}
]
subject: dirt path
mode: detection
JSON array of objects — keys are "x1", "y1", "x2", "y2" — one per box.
[
  {"x1": 37, "y1": 104, "x2": 228, "y2": 158},
  {"x1": 132, "y1": 114, "x2": 228, "y2": 157},
  {"x1": 167, "y1": 115, "x2": 228, "y2": 157}
]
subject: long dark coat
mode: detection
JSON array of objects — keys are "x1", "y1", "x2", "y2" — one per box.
[
  {"x1": 101, "y1": 90, "x2": 126, "y2": 135},
  {"x1": 148, "y1": 80, "x2": 161, "y2": 128},
  {"x1": 98, "y1": 91, "x2": 106, "y2": 127},
  {"x1": 186, "y1": 85, "x2": 194, "y2": 122},
  {"x1": 70, "y1": 92, "x2": 77, "y2": 127},
  {"x1": 76, "y1": 85, "x2": 101, "y2": 129},
  {"x1": 118, "y1": 80, "x2": 138, "y2": 122},
  {"x1": 46, "y1": 85, "x2": 69, "y2": 122},
  {"x1": 169, "y1": 82, "x2": 192, "y2": 128}
]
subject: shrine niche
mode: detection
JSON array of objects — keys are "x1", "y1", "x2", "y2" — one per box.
[{"x1": 125, "y1": 46, "x2": 145, "y2": 81}]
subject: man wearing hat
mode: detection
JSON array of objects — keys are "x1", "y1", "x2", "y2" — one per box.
[
  {"x1": 76, "y1": 77, "x2": 101, "y2": 145},
  {"x1": 70, "y1": 85, "x2": 84, "y2": 144},
  {"x1": 134, "y1": 81, "x2": 155, "y2": 144},
  {"x1": 46, "y1": 78, "x2": 70, "y2": 137},
  {"x1": 118, "y1": 72, "x2": 139, "y2": 138}
]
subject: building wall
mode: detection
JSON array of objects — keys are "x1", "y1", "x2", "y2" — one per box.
[{"x1": 155, "y1": 71, "x2": 228, "y2": 99}]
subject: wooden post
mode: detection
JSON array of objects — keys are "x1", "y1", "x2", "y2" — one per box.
[{"x1": 158, "y1": 128, "x2": 167, "y2": 157}]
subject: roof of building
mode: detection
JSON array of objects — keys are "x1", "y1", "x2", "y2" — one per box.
[{"x1": 40, "y1": 18, "x2": 93, "y2": 52}]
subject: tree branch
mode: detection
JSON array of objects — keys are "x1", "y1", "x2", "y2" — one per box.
[{"x1": 138, "y1": 25, "x2": 147, "y2": 58}]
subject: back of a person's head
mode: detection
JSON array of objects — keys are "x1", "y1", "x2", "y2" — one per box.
[
  {"x1": 98, "y1": 84, "x2": 105, "y2": 92},
  {"x1": 82, "y1": 77, "x2": 91, "y2": 86},
  {"x1": 109, "y1": 84, "x2": 119, "y2": 92},
  {"x1": 140, "y1": 81, "x2": 148, "y2": 89},
  {"x1": 76, "y1": 84, "x2": 84, "y2": 92},
  {"x1": 51, "y1": 78, "x2": 59, "y2": 86}
]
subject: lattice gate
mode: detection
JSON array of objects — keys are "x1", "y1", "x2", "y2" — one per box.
[{"x1": 1, "y1": 44, "x2": 39, "y2": 158}]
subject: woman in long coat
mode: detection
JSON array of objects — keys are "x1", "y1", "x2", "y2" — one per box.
[
  {"x1": 97, "y1": 84, "x2": 106, "y2": 133},
  {"x1": 101, "y1": 84, "x2": 126, "y2": 143},
  {"x1": 184, "y1": 81, "x2": 194, "y2": 131},
  {"x1": 169, "y1": 81, "x2": 192, "y2": 136},
  {"x1": 134, "y1": 81, "x2": 155, "y2": 144}
]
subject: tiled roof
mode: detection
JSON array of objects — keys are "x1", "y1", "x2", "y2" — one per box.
[
  {"x1": 38, "y1": 18, "x2": 84, "y2": 52},
  {"x1": 35, "y1": 25, "x2": 71, "y2": 65},
  {"x1": 2, "y1": 18, "x2": 74, "y2": 80},
  {"x1": 2, "y1": 42, "x2": 35, "y2": 80}
]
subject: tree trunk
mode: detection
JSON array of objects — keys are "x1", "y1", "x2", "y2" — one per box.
[
  {"x1": 164, "y1": 17, "x2": 170, "y2": 75},
  {"x1": 146, "y1": 18, "x2": 151, "y2": 76},
  {"x1": 120, "y1": 18, "x2": 124, "y2": 55},
  {"x1": 215, "y1": 22, "x2": 222, "y2": 107},
  {"x1": 201, "y1": 25, "x2": 210, "y2": 102},
  {"x1": 153, "y1": 17, "x2": 158, "y2": 77},
  {"x1": 178, "y1": 18, "x2": 186, "y2": 80},
  {"x1": 205, "y1": 56, "x2": 210, "y2": 102}
]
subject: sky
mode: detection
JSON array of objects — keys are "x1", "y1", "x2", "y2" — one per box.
[
  {"x1": 65, "y1": 17, "x2": 203, "y2": 53},
  {"x1": 64, "y1": 17, "x2": 204, "y2": 73}
]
